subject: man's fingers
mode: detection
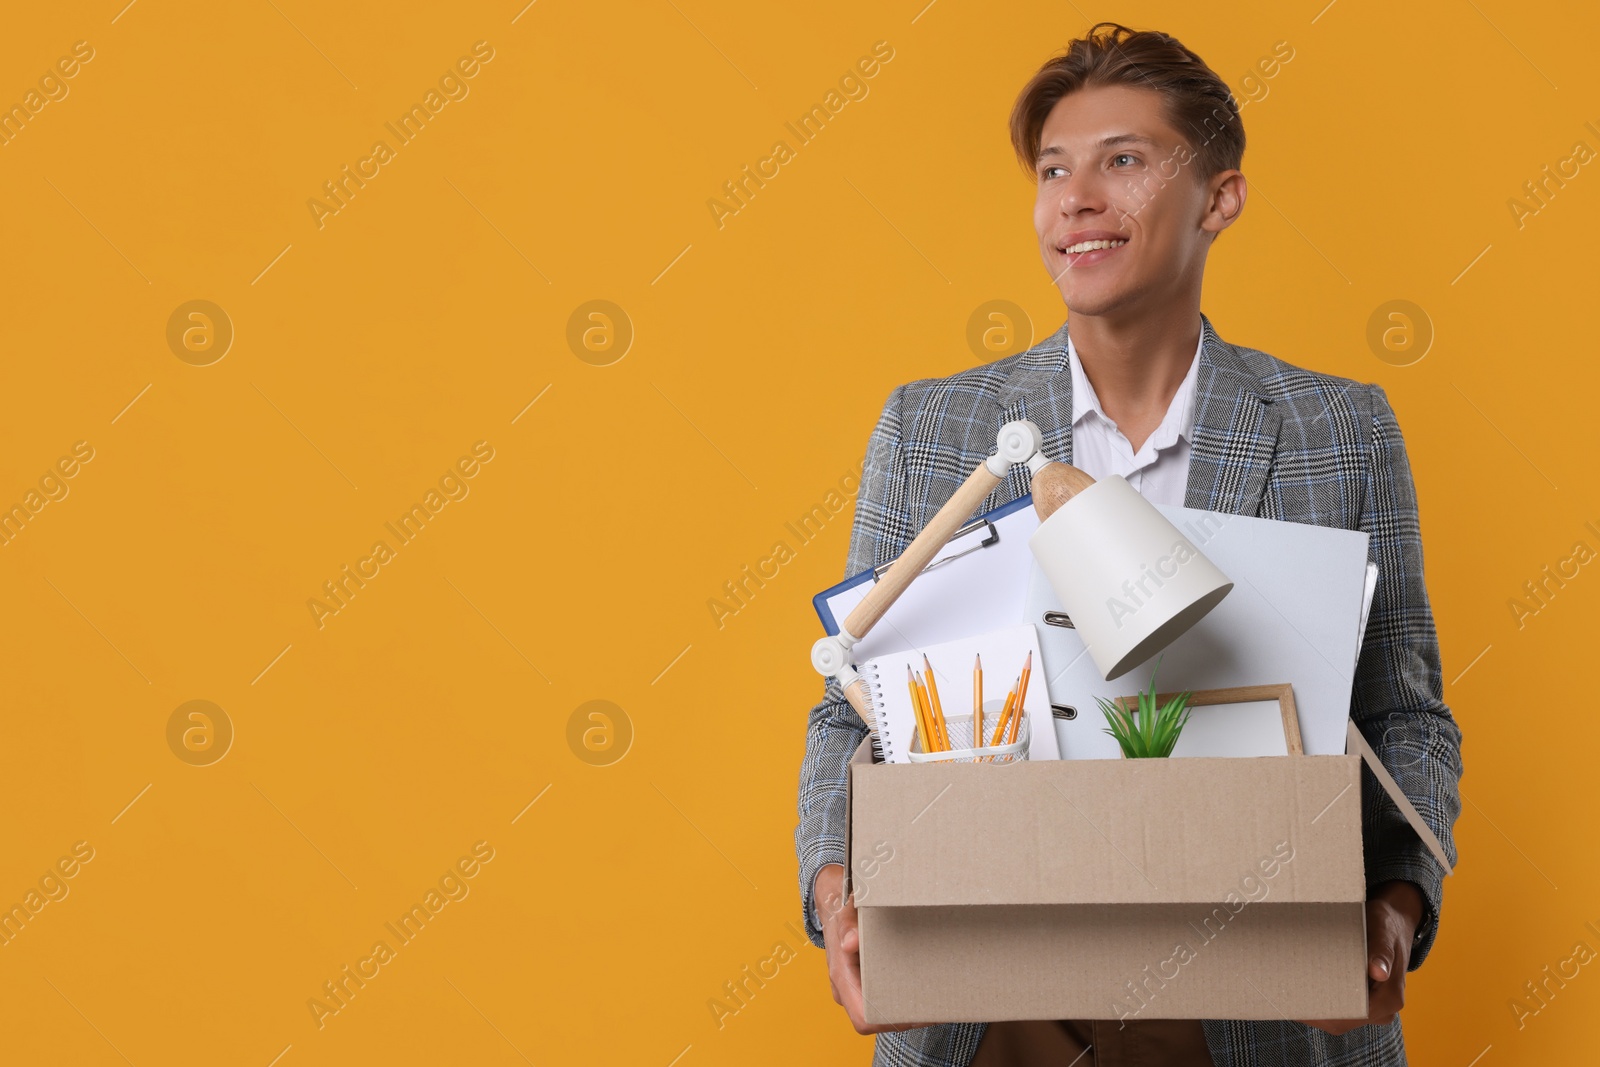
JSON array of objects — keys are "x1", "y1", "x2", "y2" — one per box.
[
  {"x1": 841, "y1": 926, "x2": 859, "y2": 953},
  {"x1": 1366, "y1": 908, "x2": 1392, "y2": 981},
  {"x1": 1369, "y1": 950, "x2": 1392, "y2": 982},
  {"x1": 1370, "y1": 972, "x2": 1404, "y2": 1019},
  {"x1": 837, "y1": 956, "x2": 874, "y2": 1033},
  {"x1": 1299, "y1": 916, "x2": 1406, "y2": 1037}
]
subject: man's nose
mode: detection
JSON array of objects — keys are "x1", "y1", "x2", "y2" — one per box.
[{"x1": 1057, "y1": 170, "x2": 1108, "y2": 215}]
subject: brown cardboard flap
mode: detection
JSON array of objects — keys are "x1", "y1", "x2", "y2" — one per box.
[
  {"x1": 1345, "y1": 719, "x2": 1455, "y2": 876},
  {"x1": 851, "y1": 755, "x2": 1365, "y2": 908}
]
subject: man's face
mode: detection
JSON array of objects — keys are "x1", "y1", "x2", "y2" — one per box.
[{"x1": 1032, "y1": 84, "x2": 1230, "y2": 317}]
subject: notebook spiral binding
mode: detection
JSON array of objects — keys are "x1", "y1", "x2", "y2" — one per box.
[{"x1": 856, "y1": 661, "x2": 893, "y2": 762}]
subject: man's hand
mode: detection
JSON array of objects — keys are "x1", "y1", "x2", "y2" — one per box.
[
  {"x1": 1296, "y1": 880, "x2": 1424, "y2": 1035},
  {"x1": 815, "y1": 864, "x2": 936, "y2": 1034}
]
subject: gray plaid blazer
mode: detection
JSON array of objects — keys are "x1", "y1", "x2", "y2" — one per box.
[{"x1": 795, "y1": 312, "x2": 1464, "y2": 1066}]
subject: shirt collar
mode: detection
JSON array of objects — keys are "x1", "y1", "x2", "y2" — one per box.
[{"x1": 1067, "y1": 327, "x2": 1203, "y2": 449}]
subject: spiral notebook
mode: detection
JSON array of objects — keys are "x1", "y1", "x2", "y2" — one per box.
[{"x1": 859, "y1": 622, "x2": 1060, "y2": 764}]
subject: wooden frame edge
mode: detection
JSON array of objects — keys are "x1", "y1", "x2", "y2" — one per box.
[{"x1": 1111, "y1": 682, "x2": 1303, "y2": 757}]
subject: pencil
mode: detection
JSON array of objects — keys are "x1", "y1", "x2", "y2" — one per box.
[
  {"x1": 921, "y1": 675, "x2": 940, "y2": 751},
  {"x1": 1006, "y1": 686, "x2": 1024, "y2": 745},
  {"x1": 978, "y1": 680, "x2": 1008, "y2": 764},
  {"x1": 923, "y1": 654, "x2": 950, "y2": 752},
  {"x1": 923, "y1": 667, "x2": 944, "y2": 754},
  {"x1": 912, "y1": 670, "x2": 934, "y2": 752},
  {"x1": 923, "y1": 675, "x2": 946, "y2": 752},
  {"x1": 1016, "y1": 650, "x2": 1032, "y2": 711},
  {"x1": 917, "y1": 670, "x2": 947, "y2": 751},
  {"x1": 908, "y1": 665, "x2": 934, "y2": 755},
  {"x1": 972, "y1": 653, "x2": 983, "y2": 754},
  {"x1": 1011, "y1": 651, "x2": 1032, "y2": 746},
  {"x1": 990, "y1": 680, "x2": 1018, "y2": 748},
  {"x1": 1004, "y1": 675, "x2": 1023, "y2": 745}
]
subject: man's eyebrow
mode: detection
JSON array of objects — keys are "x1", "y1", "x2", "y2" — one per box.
[{"x1": 1037, "y1": 133, "x2": 1160, "y2": 162}]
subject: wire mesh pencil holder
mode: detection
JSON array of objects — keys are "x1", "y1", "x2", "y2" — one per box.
[{"x1": 907, "y1": 712, "x2": 1031, "y2": 765}]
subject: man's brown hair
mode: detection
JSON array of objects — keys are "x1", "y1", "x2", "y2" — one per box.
[{"x1": 1009, "y1": 22, "x2": 1244, "y2": 185}]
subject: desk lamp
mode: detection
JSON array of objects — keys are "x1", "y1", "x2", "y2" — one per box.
[{"x1": 810, "y1": 419, "x2": 1233, "y2": 736}]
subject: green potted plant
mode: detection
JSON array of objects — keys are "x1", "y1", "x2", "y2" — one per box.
[{"x1": 1095, "y1": 658, "x2": 1193, "y2": 758}]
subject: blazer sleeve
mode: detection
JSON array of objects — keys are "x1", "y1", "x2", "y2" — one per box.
[
  {"x1": 1350, "y1": 382, "x2": 1465, "y2": 971},
  {"x1": 794, "y1": 385, "x2": 906, "y2": 949}
]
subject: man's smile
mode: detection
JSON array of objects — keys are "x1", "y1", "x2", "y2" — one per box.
[{"x1": 1051, "y1": 230, "x2": 1130, "y2": 275}]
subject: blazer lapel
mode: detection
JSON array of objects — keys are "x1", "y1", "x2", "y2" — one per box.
[
  {"x1": 1183, "y1": 314, "x2": 1281, "y2": 516},
  {"x1": 993, "y1": 313, "x2": 1280, "y2": 517},
  {"x1": 992, "y1": 320, "x2": 1074, "y2": 505}
]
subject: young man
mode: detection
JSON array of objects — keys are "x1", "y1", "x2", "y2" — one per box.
[{"x1": 795, "y1": 23, "x2": 1463, "y2": 1067}]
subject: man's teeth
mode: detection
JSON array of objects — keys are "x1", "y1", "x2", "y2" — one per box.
[{"x1": 1062, "y1": 239, "x2": 1128, "y2": 254}]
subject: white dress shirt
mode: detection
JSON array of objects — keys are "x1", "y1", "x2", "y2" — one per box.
[{"x1": 1066, "y1": 328, "x2": 1202, "y2": 507}]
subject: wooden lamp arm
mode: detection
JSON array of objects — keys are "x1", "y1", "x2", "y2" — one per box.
[
  {"x1": 840, "y1": 457, "x2": 1007, "y2": 640},
  {"x1": 811, "y1": 419, "x2": 1095, "y2": 685}
]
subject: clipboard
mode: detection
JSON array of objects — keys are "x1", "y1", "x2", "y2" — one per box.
[{"x1": 812, "y1": 493, "x2": 1041, "y2": 663}]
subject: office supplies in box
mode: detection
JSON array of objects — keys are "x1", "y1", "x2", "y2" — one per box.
[{"x1": 840, "y1": 623, "x2": 1059, "y2": 764}]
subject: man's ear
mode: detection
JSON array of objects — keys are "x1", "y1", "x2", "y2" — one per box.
[{"x1": 1202, "y1": 170, "x2": 1247, "y2": 238}]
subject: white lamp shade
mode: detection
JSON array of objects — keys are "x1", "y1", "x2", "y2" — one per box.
[{"x1": 1028, "y1": 475, "x2": 1233, "y2": 680}]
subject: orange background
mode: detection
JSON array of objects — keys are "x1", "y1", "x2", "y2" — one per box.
[{"x1": 0, "y1": 1, "x2": 1594, "y2": 1063}]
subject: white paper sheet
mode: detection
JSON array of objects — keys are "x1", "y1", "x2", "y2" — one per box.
[
  {"x1": 1026, "y1": 504, "x2": 1371, "y2": 759},
  {"x1": 820, "y1": 502, "x2": 1041, "y2": 662}
]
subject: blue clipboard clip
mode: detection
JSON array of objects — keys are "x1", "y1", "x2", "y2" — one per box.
[{"x1": 813, "y1": 492, "x2": 1036, "y2": 638}]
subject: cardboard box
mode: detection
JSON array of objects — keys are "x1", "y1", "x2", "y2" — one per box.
[{"x1": 844, "y1": 720, "x2": 1448, "y2": 1024}]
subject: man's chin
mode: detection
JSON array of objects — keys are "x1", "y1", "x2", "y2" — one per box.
[{"x1": 1057, "y1": 291, "x2": 1124, "y2": 318}]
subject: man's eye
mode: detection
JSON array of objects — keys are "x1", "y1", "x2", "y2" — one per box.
[
  {"x1": 1112, "y1": 153, "x2": 1139, "y2": 167},
  {"x1": 1041, "y1": 165, "x2": 1066, "y2": 179}
]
